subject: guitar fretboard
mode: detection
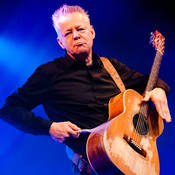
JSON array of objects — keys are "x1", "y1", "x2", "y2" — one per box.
[
  {"x1": 145, "y1": 51, "x2": 163, "y2": 94},
  {"x1": 141, "y1": 50, "x2": 163, "y2": 119}
]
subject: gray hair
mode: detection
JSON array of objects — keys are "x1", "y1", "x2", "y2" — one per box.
[{"x1": 52, "y1": 4, "x2": 90, "y2": 38}]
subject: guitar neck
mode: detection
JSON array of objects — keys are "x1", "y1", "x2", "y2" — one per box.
[
  {"x1": 141, "y1": 50, "x2": 163, "y2": 119},
  {"x1": 141, "y1": 30, "x2": 165, "y2": 119},
  {"x1": 145, "y1": 50, "x2": 163, "y2": 94}
]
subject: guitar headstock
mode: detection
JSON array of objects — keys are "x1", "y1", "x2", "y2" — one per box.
[{"x1": 150, "y1": 30, "x2": 165, "y2": 55}]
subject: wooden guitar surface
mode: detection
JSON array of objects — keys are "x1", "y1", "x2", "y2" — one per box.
[
  {"x1": 87, "y1": 89, "x2": 164, "y2": 175},
  {"x1": 86, "y1": 30, "x2": 165, "y2": 175}
]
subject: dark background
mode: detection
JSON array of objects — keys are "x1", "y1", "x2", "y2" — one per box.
[{"x1": 0, "y1": 0, "x2": 174, "y2": 174}]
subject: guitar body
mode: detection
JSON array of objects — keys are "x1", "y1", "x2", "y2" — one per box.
[{"x1": 87, "y1": 89, "x2": 164, "y2": 175}]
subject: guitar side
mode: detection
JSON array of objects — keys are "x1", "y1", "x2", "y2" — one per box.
[{"x1": 87, "y1": 89, "x2": 164, "y2": 175}]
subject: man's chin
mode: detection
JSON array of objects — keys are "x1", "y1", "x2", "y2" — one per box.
[{"x1": 72, "y1": 51, "x2": 89, "y2": 60}]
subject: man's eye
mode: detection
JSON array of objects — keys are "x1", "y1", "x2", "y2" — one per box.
[
  {"x1": 78, "y1": 28, "x2": 85, "y2": 31},
  {"x1": 64, "y1": 32, "x2": 70, "y2": 37}
]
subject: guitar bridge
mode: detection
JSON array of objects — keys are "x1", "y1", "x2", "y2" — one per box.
[{"x1": 123, "y1": 134, "x2": 147, "y2": 157}]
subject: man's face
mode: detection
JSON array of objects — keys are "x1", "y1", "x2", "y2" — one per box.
[{"x1": 56, "y1": 12, "x2": 95, "y2": 57}]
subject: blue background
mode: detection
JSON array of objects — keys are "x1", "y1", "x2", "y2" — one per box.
[{"x1": 0, "y1": 0, "x2": 174, "y2": 174}]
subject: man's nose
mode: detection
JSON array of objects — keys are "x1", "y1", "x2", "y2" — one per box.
[{"x1": 73, "y1": 30, "x2": 80, "y2": 40}]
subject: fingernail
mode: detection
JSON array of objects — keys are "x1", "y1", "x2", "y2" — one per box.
[{"x1": 167, "y1": 118, "x2": 172, "y2": 123}]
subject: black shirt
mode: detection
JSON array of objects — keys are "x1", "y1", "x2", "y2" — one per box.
[{"x1": 0, "y1": 52, "x2": 170, "y2": 158}]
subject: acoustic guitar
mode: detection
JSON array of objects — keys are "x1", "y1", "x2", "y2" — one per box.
[{"x1": 86, "y1": 31, "x2": 165, "y2": 175}]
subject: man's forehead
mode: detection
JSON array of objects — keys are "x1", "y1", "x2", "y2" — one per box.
[{"x1": 58, "y1": 12, "x2": 89, "y2": 24}]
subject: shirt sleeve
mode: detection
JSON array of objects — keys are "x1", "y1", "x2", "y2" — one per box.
[
  {"x1": 108, "y1": 58, "x2": 170, "y2": 95},
  {"x1": 0, "y1": 66, "x2": 53, "y2": 135}
]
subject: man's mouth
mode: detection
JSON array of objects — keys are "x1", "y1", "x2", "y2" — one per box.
[{"x1": 74, "y1": 42, "x2": 85, "y2": 46}]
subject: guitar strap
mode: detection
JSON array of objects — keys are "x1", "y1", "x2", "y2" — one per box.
[{"x1": 100, "y1": 57, "x2": 126, "y2": 93}]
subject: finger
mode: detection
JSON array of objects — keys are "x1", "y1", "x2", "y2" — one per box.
[
  {"x1": 67, "y1": 128, "x2": 80, "y2": 138},
  {"x1": 155, "y1": 100, "x2": 171, "y2": 123},
  {"x1": 57, "y1": 137, "x2": 65, "y2": 143},
  {"x1": 157, "y1": 102, "x2": 165, "y2": 119},
  {"x1": 52, "y1": 135, "x2": 66, "y2": 143},
  {"x1": 74, "y1": 132, "x2": 80, "y2": 138},
  {"x1": 142, "y1": 92, "x2": 151, "y2": 102},
  {"x1": 160, "y1": 102, "x2": 171, "y2": 123},
  {"x1": 64, "y1": 123, "x2": 80, "y2": 138},
  {"x1": 67, "y1": 121, "x2": 81, "y2": 131}
]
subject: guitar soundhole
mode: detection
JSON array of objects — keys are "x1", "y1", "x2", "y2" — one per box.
[{"x1": 133, "y1": 114, "x2": 149, "y2": 135}]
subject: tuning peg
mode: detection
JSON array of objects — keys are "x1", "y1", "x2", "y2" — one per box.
[{"x1": 149, "y1": 32, "x2": 155, "y2": 44}]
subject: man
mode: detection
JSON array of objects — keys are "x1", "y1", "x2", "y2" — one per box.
[{"x1": 0, "y1": 4, "x2": 171, "y2": 175}]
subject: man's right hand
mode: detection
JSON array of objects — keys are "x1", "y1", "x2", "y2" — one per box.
[{"x1": 49, "y1": 121, "x2": 81, "y2": 143}]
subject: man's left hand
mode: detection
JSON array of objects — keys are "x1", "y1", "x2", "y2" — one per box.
[{"x1": 142, "y1": 88, "x2": 171, "y2": 123}]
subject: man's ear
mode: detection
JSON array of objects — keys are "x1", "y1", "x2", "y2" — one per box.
[
  {"x1": 57, "y1": 38, "x2": 65, "y2": 49},
  {"x1": 90, "y1": 25, "x2": 95, "y2": 39}
]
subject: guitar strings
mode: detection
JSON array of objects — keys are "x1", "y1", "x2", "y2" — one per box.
[{"x1": 132, "y1": 102, "x2": 148, "y2": 143}]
